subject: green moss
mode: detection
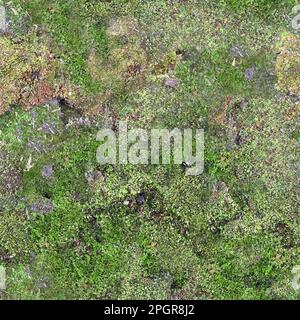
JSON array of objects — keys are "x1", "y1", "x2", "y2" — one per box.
[
  {"x1": 13, "y1": 0, "x2": 111, "y2": 93},
  {"x1": 217, "y1": 0, "x2": 296, "y2": 17},
  {"x1": 0, "y1": 0, "x2": 299, "y2": 300},
  {"x1": 0, "y1": 213, "x2": 29, "y2": 259}
]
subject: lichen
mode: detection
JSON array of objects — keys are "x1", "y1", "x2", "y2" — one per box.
[
  {"x1": 276, "y1": 33, "x2": 300, "y2": 96},
  {"x1": 0, "y1": 36, "x2": 57, "y2": 114}
]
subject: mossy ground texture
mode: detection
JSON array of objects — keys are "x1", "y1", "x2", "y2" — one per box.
[{"x1": 0, "y1": 0, "x2": 300, "y2": 300}]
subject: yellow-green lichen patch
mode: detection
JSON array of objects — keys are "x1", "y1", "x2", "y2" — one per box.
[
  {"x1": 276, "y1": 33, "x2": 300, "y2": 96},
  {"x1": 0, "y1": 36, "x2": 58, "y2": 114},
  {"x1": 107, "y1": 17, "x2": 139, "y2": 38}
]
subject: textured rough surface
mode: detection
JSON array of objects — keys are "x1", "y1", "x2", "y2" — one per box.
[
  {"x1": 0, "y1": 0, "x2": 299, "y2": 300},
  {"x1": 0, "y1": 37, "x2": 57, "y2": 114}
]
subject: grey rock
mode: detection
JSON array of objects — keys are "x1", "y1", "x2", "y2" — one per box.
[
  {"x1": 27, "y1": 140, "x2": 44, "y2": 153},
  {"x1": 30, "y1": 198, "x2": 54, "y2": 214},
  {"x1": 85, "y1": 170, "x2": 104, "y2": 184},
  {"x1": 42, "y1": 122, "x2": 58, "y2": 134},
  {"x1": 240, "y1": 100, "x2": 249, "y2": 110},
  {"x1": 41, "y1": 165, "x2": 54, "y2": 178},
  {"x1": 35, "y1": 276, "x2": 49, "y2": 289},
  {"x1": 164, "y1": 78, "x2": 179, "y2": 88},
  {"x1": 245, "y1": 67, "x2": 255, "y2": 81},
  {"x1": 231, "y1": 46, "x2": 244, "y2": 58}
]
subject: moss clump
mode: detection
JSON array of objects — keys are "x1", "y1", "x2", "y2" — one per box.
[
  {"x1": 0, "y1": 212, "x2": 29, "y2": 259},
  {"x1": 0, "y1": 37, "x2": 57, "y2": 114},
  {"x1": 276, "y1": 33, "x2": 300, "y2": 96},
  {"x1": 87, "y1": 43, "x2": 147, "y2": 94}
]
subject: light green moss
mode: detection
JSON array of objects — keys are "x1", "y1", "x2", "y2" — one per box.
[{"x1": 276, "y1": 33, "x2": 300, "y2": 96}]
